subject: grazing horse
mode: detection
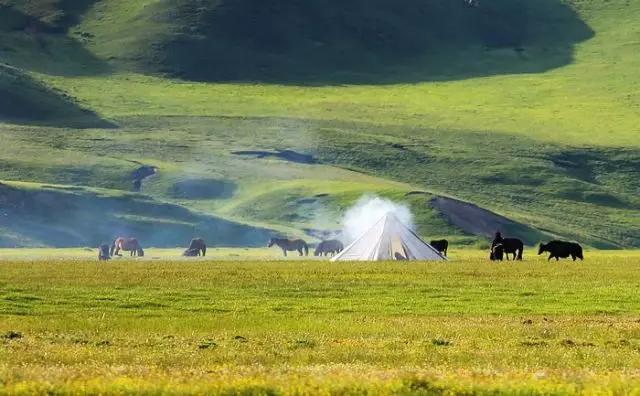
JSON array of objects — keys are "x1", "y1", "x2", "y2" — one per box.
[
  {"x1": 110, "y1": 237, "x2": 144, "y2": 257},
  {"x1": 98, "y1": 244, "x2": 111, "y2": 261},
  {"x1": 268, "y1": 238, "x2": 309, "y2": 257},
  {"x1": 539, "y1": 241, "x2": 584, "y2": 261},
  {"x1": 314, "y1": 240, "x2": 344, "y2": 257},
  {"x1": 430, "y1": 239, "x2": 449, "y2": 257},
  {"x1": 183, "y1": 238, "x2": 206, "y2": 257},
  {"x1": 490, "y1": 243, "x2": 505, "y2": 261},
  {"x1": 491, "y1": 232, "x2": 524, "y2": 261},
  {"x1": 500, "y1": 238, "x2": 524, "y2": 260}
]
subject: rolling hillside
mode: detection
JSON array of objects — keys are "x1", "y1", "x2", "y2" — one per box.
[{"x1": 0, "y1": 0, "x2": 639, "y2": 248}]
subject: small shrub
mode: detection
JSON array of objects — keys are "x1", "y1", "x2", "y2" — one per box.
[
  {"x1": 2, "y1": 330, "x2": 23, "y2": 340},
  {"x1": 431, "y1": 338, "x2": 452, "y2": 347},
  {"x1": 233, "y1": 335, "x2": 248, "y2": 343},
  {"x1": 198, "y1": 339, "x2": 217, "y2": 349}
]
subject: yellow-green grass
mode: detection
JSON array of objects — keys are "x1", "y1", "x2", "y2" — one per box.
[
  {"x1": 1, "y1": 251, "x2": 640, "y2": 394},
  {"x1": 0, "y1": 247, "x2": 319, "y2": 261},
  {"x1": 0, "y1": 248, "x2": 619, "y2": 261}
]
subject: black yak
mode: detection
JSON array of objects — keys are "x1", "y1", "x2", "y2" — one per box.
[{"x1": 539, "y1": 241, "x2": 584, "y2": 261}]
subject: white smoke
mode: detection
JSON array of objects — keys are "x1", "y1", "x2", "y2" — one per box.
[{"x1": 340, "y1": 195, "x2": 414, "y2": 243}]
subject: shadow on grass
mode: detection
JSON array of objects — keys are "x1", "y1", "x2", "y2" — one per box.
[
  {"x1": 0, "y1": 2, "x2": 112, "y2": 77},
  {"x1": 0, "y1": 183, "x2": 273, "y2": 248},
  {"x1": 0, "y1": 65, "x2": 116, "y2": 128},
  {"x1": 150, "y1": 0, "x2": 594, "y2": 84},
  {"x1": 0, "y1": 0, "x2": 99, "y2": 33}
]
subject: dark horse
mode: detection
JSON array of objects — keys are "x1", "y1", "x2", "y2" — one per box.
[
  {"x1": 268, "y1": 238, "x2": 309, "y2": 257},
  {"x1": 430, "y1": 239, "x2": 449, "y2": 257},
  {"x1": 491, "y1": 233, "x2": 524, "y2": 261},
  {"x1": 98, "y1": 244, "x2": 111, "y2": 261},
  {"x1": 183, "y1": 238, "x2": 206, "y2": 257},
  {"x1": 501, "y1": 238, "x2": 524, "y2": 260},
  {"x1": 314, "y1": 240, "x2": 344, "y2": 257},
  {"x1": 539, "y1": 241, "x2": 584, "y2": 261},
  {"x1": 110, "y1": 237, "x2": 144, "y2": 257}
]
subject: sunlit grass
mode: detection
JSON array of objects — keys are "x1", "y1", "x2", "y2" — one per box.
[{"x1": 1, "y1": 251, "x2": 640, "y2": 394}]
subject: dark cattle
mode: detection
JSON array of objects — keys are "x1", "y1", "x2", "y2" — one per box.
[
  {"x1": 539, "y1": 241, "x2": 584, "y2": 261},
  {"x1": 314, "y1": 240, "x2": 344, "y2": 257},
  {"x1": 268, "y1": 238, "x2": 309, "y2": 257},
  {"x1": 430, "y1": 239, "x2": 448, "y2": 257},
  {"x1": 98, "y1": 244, "x2": 111, "y2": 261},
  {"x1": 183, "y1": 238, "x2": 206, "y2": 257}
]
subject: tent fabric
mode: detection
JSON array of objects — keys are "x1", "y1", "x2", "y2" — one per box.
[{"x1": 331, "y1": 213, "x2": 447, "y2": 261}]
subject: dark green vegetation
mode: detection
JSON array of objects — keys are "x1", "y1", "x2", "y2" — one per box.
[
  {"x1": 1, "y1": 254, "x2": 640, "y2": 393},
  {"x1": 0, "y1": 0, "x2": 638, "y2": 248}
]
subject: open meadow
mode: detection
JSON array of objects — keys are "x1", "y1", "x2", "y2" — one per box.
[
  {"x1": 2, "y1": 1, "x2": 640, "y2": 394},
  {"x1": 1, "y1": 250, "x2": 640, "y2": 395}
]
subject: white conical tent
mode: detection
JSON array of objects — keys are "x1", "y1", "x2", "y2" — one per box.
[{"x1": 331, "y1": 213, "x2": 447, "y2": 261}]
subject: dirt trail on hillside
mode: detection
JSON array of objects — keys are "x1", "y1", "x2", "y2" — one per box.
[{"x1": 431, "y1": 196, "x2": 534, "y2": 239}]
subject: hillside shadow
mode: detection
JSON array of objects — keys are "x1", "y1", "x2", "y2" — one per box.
[
  {"x1": 155, "y1": 0, "x2": 594, "y2": 84},
  {"x1": 0, "y1": 65, "x2": 116, "y2": 128},
  {"x1": 0, "y1": 2, "x2": 112, "y2": 77},
  {"x1": 430, "y1": 196, "x2": 552, "y2": 245},
  {"x1": 0, "y1": 0, "x2": 99, "y2": 32},
  {"x1": 0, "y1": 183, "x2": 273, "y2": 248}
]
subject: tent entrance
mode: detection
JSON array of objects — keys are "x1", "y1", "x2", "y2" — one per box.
[{"x1": 390, "y1": 236, "x2": 409, "y2": 260}]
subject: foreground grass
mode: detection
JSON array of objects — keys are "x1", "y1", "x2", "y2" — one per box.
[{"x1": 1, "y1": 251, "x2": 640, "y2": 394}]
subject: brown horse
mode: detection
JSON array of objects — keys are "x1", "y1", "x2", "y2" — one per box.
[
  {"x1": 110, "y1": 237, "x2": 144, "y2": 257},
  {"x1": 268, "y1": 238, "x2": 308, "y2": 257},
  {"x1": 183, "y1": 238, "x2": 206, "y2": 257}
]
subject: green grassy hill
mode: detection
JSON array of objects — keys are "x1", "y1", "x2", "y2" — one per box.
[
  {"x1": 0, "y1": 0, "x2": 638, "y2": 248},
  {"x1": 78, "y1": 0, "x2": 593, "y2": 83}
]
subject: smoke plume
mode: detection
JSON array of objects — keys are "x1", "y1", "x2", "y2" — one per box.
[{"x1": 341, "y1": 195, "x2": 414, "y2": 243}]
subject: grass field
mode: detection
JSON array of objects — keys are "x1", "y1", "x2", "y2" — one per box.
[{"x1": 1, "y1": 250, "x2": 640, "y2": 394}]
